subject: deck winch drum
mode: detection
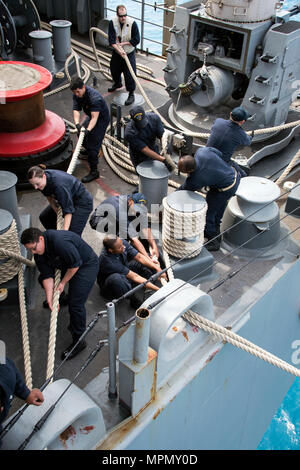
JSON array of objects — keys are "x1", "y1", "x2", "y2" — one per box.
[{"x1": 206, "y1": 0, "x2": 280, "y2": 22}]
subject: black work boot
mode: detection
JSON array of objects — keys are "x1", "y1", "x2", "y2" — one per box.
[
  {"x1": 204, "y1": 227, "x2": 221, "y2": 251},
  {"x1": 81, "y1": 170, "x2": 99, "y2": 183},
  {"x1": 108, "y1": 83, "x2": 122, "y2": 92},
  {"x1": 206, "y1": 237, "x2": 221, "y2": 252},
  {"x1": 125, "y1": 92, "x2": 135, "y2": 106},
  {"x1": 61, "y1": 338, "x2": 87, "y2": 360}
]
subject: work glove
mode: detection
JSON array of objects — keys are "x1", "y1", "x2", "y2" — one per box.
[
  {"x1": 82, "y1": 127, "x2": 90, "y2": 136},
  {"x1": 163, "y1": 155, "x2": 177, "y2": 173},
  {"x1": 75, "y1": 123, "x2": 81, "y2": 136}
]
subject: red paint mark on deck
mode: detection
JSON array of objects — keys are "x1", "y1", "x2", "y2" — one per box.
[
  {"x1": 80, "y1": 425, "x2": 95, "y2": 434},
  {"x1": 95, "y1": 178, "x2": 120, "y2": 196},
  {"x1": 59, "y1": 425, "x2": 76, "y2": 449}
]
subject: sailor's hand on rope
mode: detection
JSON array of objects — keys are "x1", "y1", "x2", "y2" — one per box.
[
  {"x1": 151, "y1": 254, "x2": 160, "y2": 266},
  {"x1": 75, "y1": 123, "x2": 81, "y2": 136},
  {"x1": 25, "y1": 389, "x2": 44, "y2": 406},
  {"x1": 118, "y1": 45, "x2": 126, "y2": 57},
  {"x1": 157, "y1": 270, "x2": 167, "y2": 282},
  {"x1": 57, "y1": 282, "x2": 65, "y2": 295},
  {"x1": 82, "y1": 127, "x2": 90, "y2": 136},
  {"x1": 163, "y1": 157, "x2": 176, "y2": 173}
]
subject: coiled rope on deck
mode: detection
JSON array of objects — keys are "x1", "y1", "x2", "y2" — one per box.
[
  {"x1": 162, "y1": 196, "x2": 207, "y2": 259},
  {"x1": 0, "y1": 220, "x2": 33, "y2": 388}
]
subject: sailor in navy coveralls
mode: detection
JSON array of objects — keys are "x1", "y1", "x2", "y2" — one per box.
[
  {"x1": 0, "y1": 356, "x2": 44, "y2": 448},
  {"x1": 124, "y1": 106, "x2": 174, "y2": 172},
  {"x1": 108, "y1": 5, "x2": 140, "y2": 106},
  {"x1": 178, "y1": 147, "x2": 240, "y2": 251},
  {"x1": 28, "y1": 166, "x2": 93, "y2": 237},
  {"x1": 89, "y1": 192, "x2": 160, "y2": 261},
  {"x1": 206, "y1": 106, "x2": 252, "y2": 177},
  {"x1": 71, "y1": 77, "x2": 110, "y2": 183},
  {"x1": 21, "y1": 228, "x2": 99, "y2": 359},
  {"x1": 97, "y1": 236, "x2": 164, "y2": 309}
]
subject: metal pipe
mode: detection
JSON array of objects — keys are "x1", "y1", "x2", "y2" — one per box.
[
  {"x1": 134, "y1": 308, "x2": 151, "y2": 364},
  {"x1": 105, "y1": 7, "x2": 170, "y2": 30},
  {"x1": 141, "y1": 0, "x2": 145, "y2": 52},
  {"x1": 131, "y1": 0, "x2": 175, "y2": 13},
  {"x1": 107, "y1": 302, "x2": 118, "y2": 398}
]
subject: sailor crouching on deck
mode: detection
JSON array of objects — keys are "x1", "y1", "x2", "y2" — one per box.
[
  {"x1": 178, "y1": 147, "x2": 241, "y2": 251},
  {"x1": 125, "y1": 105, "x2": 176, "y2": 172},
  {"x1": 21, "y1": 228, "x2": 99, "y2": 360},
  {"x1": 97, "y1": 235, "x2": 165, "y2": 310},
  {"x1": 89, "y1": 192, "x2": 160, "y2": 263}
]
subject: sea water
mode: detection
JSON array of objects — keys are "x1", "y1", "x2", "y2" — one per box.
[{"x1": 106, "y1": 0, "x2": 300, "y2": 449}]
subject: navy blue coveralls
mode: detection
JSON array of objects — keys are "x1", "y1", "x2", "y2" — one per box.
[
  {"x1": 108, "y1": 19, "x2": 140, "y2": 92},
  {"x1": 206, "y1": 118, "x2": 252, "y2": 177},
  {"x1": 89, "y1": 195, "x2": 148, "y2": 240},
  {"x1": 34, "y1": 230, "x2": 99, "y2": 340},
  {"x1": 73, "y1": 85, "x2": 110, "y2": 172},
  {"x1": 179, "y1": 147, "x2": 240, "y2": 238},
  {"x1": 124, "y1": 112, "x2": 164, "y2": 168},
  {"x1": 97, "y1": 239, "x2": 153, "y2": 300},
  {"x1": 39, "y1": 169, "x2": 93, "y2": 236},
  {"x1": 0, "y1": 357, "x2": 30, "y2": 448}
]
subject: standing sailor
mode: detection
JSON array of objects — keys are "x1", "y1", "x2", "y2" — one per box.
[
  {"x1": 108, "y1": 5, "x2": 140, "y2": 106},
  {"x1": 125, "y1": 106, "x2": 175, "y2": 171},
  {"x1": 21, "y1": 228, "x2": 99, "y2": 359},
  {"x1": 178, "y1": 147, "x2": 240, "y2": 251},
  {"x1": 28, "y1": 165, "x2": 93, "y2": 236},
  {"x1": 206, "y1": 106, "x2": 252, "y2": 176},
  {"x1": 71, "y1": 77, "x2": 110, "y2": 183}
]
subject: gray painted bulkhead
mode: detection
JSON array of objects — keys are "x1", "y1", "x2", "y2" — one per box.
[{"x1": 97, "y1": 255, "x2": 300, "y2": 450}]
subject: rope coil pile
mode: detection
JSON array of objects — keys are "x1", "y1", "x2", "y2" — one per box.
[
  {"x1": 0, "y1": 219, "x2": 32, "y2": 388},
  {"x1": 0, "y1": 220, "x2": 24, "y2": 283},
  {"x1": 162, "y1": 196, "x2": 207, "y2": 258}
]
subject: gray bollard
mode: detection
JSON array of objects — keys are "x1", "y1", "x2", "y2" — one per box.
[
  {"x1": 0, "y1": 172, "x2": 21, "y2": 234},
  {"x1": 50, "y1": 20, "x2": 72, "y2": 62},
  {"x1": 136, "y1": 160, "x2": 169, "y2": 214},
  {"x1": 29, "y1": 30, "x2": 55, "y2": 72}
]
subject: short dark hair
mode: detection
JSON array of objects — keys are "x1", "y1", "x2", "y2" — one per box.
[
  {"x1": 21, "y1": 228, "x2": 43, "y2": 245},
  {"x1": 116, "y1": 4, "x2": 127, "y2": 14},
  {"x1": 103, "y1": 235, "x2": 119, "y2": 251},
  {"x1": 178, "y1": 155, "x2": 196, "y2": 173},
  {"x1": 70, "y1": 77, "x2": 84, "y2": 91}
]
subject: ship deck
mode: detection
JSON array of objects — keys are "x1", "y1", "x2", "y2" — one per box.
[{"x1": 1, "y1": 30, "x2": 300, "y2": 433}]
